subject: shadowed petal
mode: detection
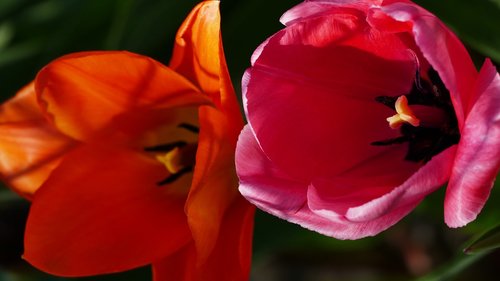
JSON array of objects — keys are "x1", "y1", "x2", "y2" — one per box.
[
  {"x1": 152, "y1": 196, "x2": 254, "y2": 281},
  {"x1": 381, "y1": 2, "x2": 478, "y2": 127}
]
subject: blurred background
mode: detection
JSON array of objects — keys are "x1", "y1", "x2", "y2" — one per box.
[{"x1": 0, "y1": 0, "x2": 499, "y2": 280}]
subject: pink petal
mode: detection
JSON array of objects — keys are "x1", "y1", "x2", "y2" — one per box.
[
  {"x1": 301, "y1": 146, "x2": 456, "y2": 239},
  {"x1": 280, "y1": 0, "x2": 382, "y2": 25},
  {"x1": 261, "y1": 188, "x2": 422, "y2": 240},
  {"x1": 445, "y1": 60, "x2": 500, "y2": 227},
  {"x1": 236, "y1": 125, "x2": 308, "y2": 213},
  {"x1": 380, "y1": 2, "x2": 478, "y2": 127},
  {"x1": 345, "y1": 145, "x2": 456, "y2": 222}
]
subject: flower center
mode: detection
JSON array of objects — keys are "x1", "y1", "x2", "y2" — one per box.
[
  {"x1": 372, "y1": 68, "x2": 460, "y2": 163},
  {"x1": 144, "y1": 123, "x2": 199, "y2": 185}
]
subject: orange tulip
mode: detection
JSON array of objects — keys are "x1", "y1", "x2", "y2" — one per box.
[{"x1": 0, "y1": 1, "x2": 254, "y2": 280}]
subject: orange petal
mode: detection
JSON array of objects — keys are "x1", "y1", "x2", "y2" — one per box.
[
  {"x1": 0, "y1": 82, "x2": 43, "y2": 123},
  {"x1": 170, "y1": 0, "x2": 243, "y2": 120},
  {"x1": 152, "y1": 197, "x2": 255, "y2": 281},
  {"x1": 0, "y1": 83, "x2": 75, "y2": 199},
  {"x1": 24, "y1": 142, "x2": 191, "y2": 276},
  {"x1": 35, "y1": 51, "x2": 209, "y2": 141},
  {"x1": 187, "y1": 107, "x2": 242, "y2": 264},
  {"x1": 172, "y1": 1, "x2": 246, "y2": 265}
]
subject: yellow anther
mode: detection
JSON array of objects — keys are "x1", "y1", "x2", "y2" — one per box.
[
  {"x1": 387, "y1": 96, "x2": 420, "y2": 129},
  {"x1": 156, "y1": 147, "x2": 184, "y2": 174}
]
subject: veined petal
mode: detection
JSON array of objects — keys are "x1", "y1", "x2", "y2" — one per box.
[
  {"x1": 24, "y1": 142, "x2": 191, "y2": 276},
  {"x1": 170, "y1": 1, "x2": 219, "y2": 95},
  {"x1": 152, "y1": 197, "x2": 254, "y2": 281},
  {"x1": 0, "y1": 83, "x2": 75, "y2": 199},
  {"x1": 445, "y1": 60, "x2": 500, "y2": 227},
  {"x1": 170, "y1": 1, "x2": 237, "y2": 111},
  {"x1": 35, "y1": 51, "x2": 207, "y2": 141}
]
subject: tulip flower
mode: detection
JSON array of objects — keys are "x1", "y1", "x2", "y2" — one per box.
[
  {"x1": 0, "y1": 1, "x2": 254, "y2": 280},
  {"x1": 237, "y1": 0, "x2": 499, "y2": 239}
]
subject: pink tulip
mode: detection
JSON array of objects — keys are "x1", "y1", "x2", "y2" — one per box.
[{"x1": 236, "y1": 0, "x2": 500, "y2": 239}]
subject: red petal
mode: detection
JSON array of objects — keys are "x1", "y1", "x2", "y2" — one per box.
[
  {"x1": 445, "y1": 60, "x2": 500, "y2": 227},
  {"x1": 307, "y1": 145, "x2": 419, "y2": 219},
  {"x1": 24, "y1": 142, "x2": 191, "y2": 276},
  {"x1": 152, "y1": 197, "x2": 254, "y2": 281},
  {"x1": 36, "y1": 51, "x2": 206, "y2": 141},
  {"x1": 0, "y1": 83, "x2": 75, "y2": 199},
  {"x1": 245, "y1": 10, "x2": 416, "y2": 180}
]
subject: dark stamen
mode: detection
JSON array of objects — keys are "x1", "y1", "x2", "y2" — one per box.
[
  {"x1": 428, "y1": 68, "x2": 447, "y2": 98},
  {"x1": 371, "y1": 136, "x2": 408, "y2": 146},
  {"x1": 414, "y1": 67, "x2": 426, "y2": 93},
  {"x1": 144, "y1": 141, "x2": 187, "y2": 152},
  {"x1": 375, "y1": 96, "x2": 397, "y2": 109},
  {"x1": 178, "y1": 123, "x2": 199, "y2": 134},
  {"x1": 157, "y1": 166, "x2": 193, "y2": 186}
]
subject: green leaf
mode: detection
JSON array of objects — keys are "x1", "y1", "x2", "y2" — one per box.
[
  {"x1": 464, "y1": 223, "x2": 500, "y2": 255},
  {"x1": 415, "y1": 252, "x2": 488, "y2": 281}
]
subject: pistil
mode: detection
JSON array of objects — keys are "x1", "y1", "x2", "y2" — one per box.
[
  {"x1": 386, "y1": 96, "x2": 449, "y2": 129},
  {"x1": 156, "y1": 143, "x2": 197, "y2": 175},
  {"x1": 144, "y1": 123, "x2": 200, "y2": 185},
  {"x1": 386, "y1": 96, "x2": 420, "y2": 129}
]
